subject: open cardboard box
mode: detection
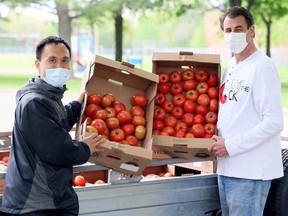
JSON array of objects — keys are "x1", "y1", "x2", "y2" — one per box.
[
  {"x1": 75, "y1": 55, "x2": 159, "y2": 176},
  {"x1": 151, "y1": 51, "x2": 221, "y2": 160}
]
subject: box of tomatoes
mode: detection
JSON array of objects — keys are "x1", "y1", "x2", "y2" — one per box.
[
  {"x1": 75, "y1": 55, "x2": 159, "y2": 176},
  {"x1": 150, "y1": 51, "x2": 221, "y2": 161}
]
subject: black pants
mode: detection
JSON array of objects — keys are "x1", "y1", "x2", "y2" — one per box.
[{"x1": 0, "y1": 209, "x2": 78, "y2": 216}]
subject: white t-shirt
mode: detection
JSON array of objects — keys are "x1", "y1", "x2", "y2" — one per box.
[{"x1": 217, "y1": 50, "x2": 284, "y2": 180}]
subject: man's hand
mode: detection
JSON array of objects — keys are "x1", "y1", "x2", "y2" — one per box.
[
  {"x1": 208, "y1": 135, "x2": 229, "y2": 157},
  {"x1": 77, "y1": 90, "x2": 87, "y2": 104},
  {"x1": 80, "y1": 133, "x2": 105, "y2": 154}
]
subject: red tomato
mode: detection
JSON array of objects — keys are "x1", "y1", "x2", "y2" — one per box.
[
  {"x1": 74, "y1": 175, "x2": 86, "y2": 187},
  {"x1": 153, "y1": 120, "x2": 165, "y2": 131},
  {"x1": 84, "y1": 104, "x2": 99, "y2": 117},
  {"x1": 131, "y1": 94, "x2": 148, "y2": 107},
  {"x1": 158, "y1": 71, "x2": 170, "y2": 83},
  {"x1": 159, "y1": 131, "x2": 169, "y2": 136},
  {"x1": 173, "y1": 130, "x2": 186, "y2": 138},
  {"x1": 205, "y1": 123, "x2": 216, "y2": 135},
  {"x1": 105, "y1": 107, "x2": 116, "y2": 118},
  {"x1": 183, "y1": 80, "x2": 197, "y2": 91},
  {"x1": 195, "y1": 105, "x2": 209, "y2": 115},
  {"x1": 157, "y1": 82, "x2": 170, "y2": 94},
  {"x1": 91, "y1": 118, "x2": 107, "y2": 134},
  {"x1": 171, "y1": 106, "x2": 184, "y2": 119},
  {"x1": 195, "y1": 69, "x2": 209, "y2": 82},
  {"x1": 155, "y1": 93, "x2": 166, "y2": 106},
  {"x1": 131, "y1": 106, "x2": 145, "y2": 117},
  {"x1": 125, "y1": 135, "x2": 139, "y2": 146},
  {"x1": 173, "y1": 94, "x2": 186, "y2": 107},
  {"x1": 170, "y1": 83, "x2": 183, "y2": 95},
  {"x1": 162, "y1": 100, "x2": 174, "y2": 113},
  {"x1": 93, "y1": 109, "x2": 107, "y2": 120},
  {"x1": 132, "y1": 116, "x2": 146, "y2": 126},
  {"x1": 164, "y1": 116, "x2": 177, "y2": 127},
  {"x1": 117, "y1": 110, "x2": 132, "y2": 125},
  {"x1": 113, "y1": 102, "x2": 126, "y2": 114},
  {"x1": 205, "y1": 111, "x2": 218, "y2": 124},
  {"x1": 185, "y1": 89, "x2": 199, "y2": 101},
  {"x1": 183, "y1": 100, "x2": 196, "y2": 113},
  {"x1": 109, "y1": 128, "x2": 125, "y2": 142},
  {"x1": 191, "y1": 124, "x2": 205, "y2": 138},
  {"x1": 153, "y1": 130, "x2": 161, "y2": 135},
  {"x1": 193, "y1": 114, "x2": 205, "y2": 125},
  {"x1": 2, "y1": 156, "x2": 9, "y2": 165},
  {"x1": 182, "y1": 113, "x2": 194, "y2": 127},
  {"x1": 121, "y1": 123, "x2": 135, "y2": 136},
  {"x1": 197, "y1": 94, "x2": 211, "y2": 107},
  {"x1": 162, "y1": 126, "x2": 175, "y2": 136},
  {"x1": 207, "y1": 87, "x2": 219, "y2": 99},
  {"x1": 196, "y1": 82, "x2": 209, "y2": 94},
  {"x1": 181, "y1": 69, "x2": 195, "y2": 81},
  {"x1": 87, "y1": 93, "x2": 101, "y2": 105},
  {"x1": 153, "y1": 107, "x2": 166, "y2": 121},
  {"x1": 185, "y1": 132, "x2": 195, "y2": 138},
  {"x1": 82, "y1": 116, "x2": 92, "y2": 125},
  {"x1": 101, "y1": 93, "x2": 115, "y2": 108},
  {"x1": 203, "y1": 133, "x2": 213, "y2": 138},
  {"x1": 174, "y1": 122, "x2": 188, "y2": 133},
  {"x1": 169, "y1": 70, "x2": 182, "y2": 83},
  {"x1": 207, "y1": 74, "x2": 218, "y2": 87},
  {"x1": 105, "y1": 117, "x2": 119, "y2": 130},
  {"x1": 210, "y1": 99, "x2": 219, "y2": 112}
]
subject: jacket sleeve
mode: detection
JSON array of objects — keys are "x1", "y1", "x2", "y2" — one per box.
[
  {"x1": 65, "y1": 100, "x2": 82, "y2": 131},
  {"x1": 19, "y1": 96, "x2": 90, "y2": 166}
]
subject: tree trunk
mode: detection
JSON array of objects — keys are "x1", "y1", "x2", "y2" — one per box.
[
  {"x1": 229, "y1": 0, "x2": 242, "y2": 6},
  {"x1": 265, "y1": 19, "x2": 272, "y2": 57},
  {"x1": 55, "y1": 2, "x2": 72, "y2": 46},
  {"x1": 114, "y1": 11, "x2": 123, "y2": 62},
  {"x1": 55, "y1": 1, "x2": 76, "y2": 78}
]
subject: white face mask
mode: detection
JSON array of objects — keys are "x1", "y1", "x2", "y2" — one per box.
[
  {"x1": 44, "y1": 68, "x2": 71, "y2": 88},
  {"x1": 224, "y1": 32, "x2": 248, "y2": 54}
]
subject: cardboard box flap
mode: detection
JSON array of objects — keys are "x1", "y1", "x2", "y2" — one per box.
[
  {"x1": 89, "y1": 139, "x2": 152, "y2": 176},
  {"x1": 87, "y1": 55, "x2": 158, "y2": 92},
  {"x1": 152, "y1": 52, "x2": 220, "y2": 67}
]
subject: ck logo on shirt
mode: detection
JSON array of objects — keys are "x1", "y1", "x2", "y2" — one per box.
[{"x1": 220, "y1": 79, "x2": 249, "y2": 104}]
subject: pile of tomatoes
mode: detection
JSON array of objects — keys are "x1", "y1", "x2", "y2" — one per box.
[
  {"x1": 82, "y1": 93, "x2": 148, "y2": 146},
  {"x1": 152, "y1": 68, "x2": 218, "y2": 138}
]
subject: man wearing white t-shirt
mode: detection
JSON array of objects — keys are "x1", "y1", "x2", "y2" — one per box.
[{"x1": 208, "y1": 6, "x2": 284, "y2": 216}]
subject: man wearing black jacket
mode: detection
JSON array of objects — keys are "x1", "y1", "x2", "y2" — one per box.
[{"x1": 0, "y1": 36, "x2": 104, "y2": 215}]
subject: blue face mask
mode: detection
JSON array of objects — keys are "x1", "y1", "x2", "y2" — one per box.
[{"x1": 44, "y1": 68, "x2": 71, "y2": 88}]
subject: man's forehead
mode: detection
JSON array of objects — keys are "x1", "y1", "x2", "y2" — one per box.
[
  {"x1": 223, "y1": 16, "x2": 247, "y2": 28},
  {"x1": 42, "y1": 43, "x2": 70, "y2": 57}
]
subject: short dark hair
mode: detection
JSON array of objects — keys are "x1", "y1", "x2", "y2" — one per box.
[
  {"x1": 220, "y1": 6, "x2": 254, "y2": 30},
  {"x1": 36, "y1": 36, "x2": 71, "y2": 60}
]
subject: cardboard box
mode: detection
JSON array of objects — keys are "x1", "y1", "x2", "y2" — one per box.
[
  {"x1": 151, "y1": 51, "x2": 221, "y2": 160},
  {"x1": 76, "y1": 55, "x2": 159, "y2": 176},
  {"x1": 153, "y1": 135, "x2": 215, "y2": 161}
]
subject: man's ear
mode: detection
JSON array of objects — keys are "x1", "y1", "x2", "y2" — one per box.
[{"x1": 35, "y1": 60, "x2": 40, "y2": 71}]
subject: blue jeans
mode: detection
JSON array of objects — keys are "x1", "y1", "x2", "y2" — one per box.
[{"x1": 218, "y1": 175, "x2": 271, "y2": 216}]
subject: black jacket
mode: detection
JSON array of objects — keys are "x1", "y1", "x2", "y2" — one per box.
[{"x1": 1, "y1": 77, "x2": 90, "y2": 214}]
